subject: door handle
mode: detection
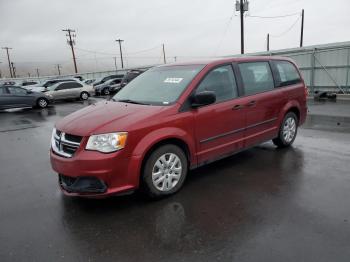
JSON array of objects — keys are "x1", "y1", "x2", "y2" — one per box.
[
  {"x1": 232, "y1": 104, "x2": 244, "y2": 110},
  {"x1": 246, "y1": 100, "x2": 256, "y2": 107}
]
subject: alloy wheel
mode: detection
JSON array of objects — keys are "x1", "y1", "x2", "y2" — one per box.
[
  {"x1": 282, "y1": 117, "x2": 296, "y2": 143},
  {"x1": 152, "y1": 153, "x2": 182, "y2": 192}
]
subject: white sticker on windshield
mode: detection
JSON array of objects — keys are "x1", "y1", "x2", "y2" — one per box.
[{"x1": 164, "y1": 77, "x2": 183, "y2": 84}]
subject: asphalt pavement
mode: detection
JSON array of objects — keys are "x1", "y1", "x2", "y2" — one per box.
[{"x1": 0, "y1": 98, "x2": 350, "y2": 262}]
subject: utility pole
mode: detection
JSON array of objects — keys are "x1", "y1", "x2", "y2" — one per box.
[
  {"x1": 2, "y1": 47, "x2": 13, "y2": 78},
  {"x1": 62, "y1": 29, "x2": 78, "y2": 73},
  {"x1": 115, "y1": 39, "x2": 124, "y2": 68},
  {"x1": 162, "y1": 44, "x2": 166, "y2": 64},
  {"x1": 56, "y1": 64, "x2": 61, "y2": 75},
  {"x1": 28, "y1": 72, "x2": 31, "y2": 77},
  {"x1": 113, "y1": 57, "x2": 118, "y2": 72},
  {"x1": 236, "y1": 0, "x2": 249, "y2": 54},
  {"x1": 11, "y1": 62, "x2": 16, "y2": 78},
  {"x1": 300, "y1": 9, "x2": 304, "y2": 47},
  {"x1": 0, "y1": 61, "x2": 2, "y2": 78},
  {"x1": 36, "y1": 68, "x2": 40, "y2": 78},
  {"x1": 267, "y1": 33, "x2": 270, "y2": 51}
]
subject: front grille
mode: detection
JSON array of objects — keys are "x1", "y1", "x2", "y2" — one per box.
[
  {"x1": 52, "y1": 129, "x2": 82, "y2": 158},
  {"x1": 59, "y1": 174, "x2": 107, "y2": 194}
]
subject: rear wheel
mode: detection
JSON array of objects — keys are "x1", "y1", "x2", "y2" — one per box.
[
  {"x1": 37, "y1": 98, "x2": 48, "y2": 108},
  {"x1": 142, "y1": 144, "x2": 188, "y2": 198},
  {"x1": 273, "y1": 112, "x2": 298, "y2": 148},
  {"x1": 80, "y1": 92, "x2": 89, "y2": 100}
]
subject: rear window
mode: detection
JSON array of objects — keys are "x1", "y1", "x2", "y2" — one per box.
[{"x1": 274, "y1": 60, "x2": 301, "y2": 87}]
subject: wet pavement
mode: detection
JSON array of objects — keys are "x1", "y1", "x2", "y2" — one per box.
[{"x1": 1, "y1": 99, "x2": 350, "y2": 262}]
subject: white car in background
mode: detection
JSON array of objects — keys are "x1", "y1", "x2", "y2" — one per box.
[
  {"x1": 27, "y1": 78, "x2": 81, "y2": 93},
  {"x1": 45, "y1": 81, "x2": 94, "y2": 101}
]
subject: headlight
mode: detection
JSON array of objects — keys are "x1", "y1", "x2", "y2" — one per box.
[{"x1": 86, "y1": 132, "x2": 128, "y2": 153}]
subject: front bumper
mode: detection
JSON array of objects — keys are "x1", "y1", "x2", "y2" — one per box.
[{"x1": 50, "y1": 149, "x2": 142, "y2": 197}]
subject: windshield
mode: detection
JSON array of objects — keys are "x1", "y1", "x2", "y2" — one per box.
[{"x1": 113, "y1": 65, "x2": 204, "y2": 105}]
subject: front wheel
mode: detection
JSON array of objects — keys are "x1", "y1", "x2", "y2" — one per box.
[
  {"x1": 37, "y1": 98, "x2": 48, "y2": 108},
  {"x1": 142, "y1": 145, "x2": 188, "y2": 198},
  {"x1": 273, "y1": 112, "x2": 298, "y2": 148},
  {"x1": 80, "y1": 92, "x2": 89, "y2": 100}
]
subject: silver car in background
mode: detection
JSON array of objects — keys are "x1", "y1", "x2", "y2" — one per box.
[{"x1": 45, "y1": 81, "x2": 94, "y2": 101}]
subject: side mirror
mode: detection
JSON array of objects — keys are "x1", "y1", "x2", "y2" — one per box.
[
  {"x1": 26, "y1": 90, "x2": 33, "y2": 94},
  {"x1": 191, "y1": 91, "x2": 216, "y2": 108}
]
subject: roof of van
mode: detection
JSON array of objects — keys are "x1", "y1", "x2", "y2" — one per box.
[{"x1": 158, "y1": 56, "x2": 294, "y2": 68}]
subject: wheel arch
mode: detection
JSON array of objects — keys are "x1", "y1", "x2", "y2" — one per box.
[
  {"x1": 279, "y1": 101, "x2": 301, "y2": 125},
  {"x1": 138, "y1": 137, "x2": 191, "y2": 189}
]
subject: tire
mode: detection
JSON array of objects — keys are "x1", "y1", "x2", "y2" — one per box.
[
  {"x1": 103, "y1": 88, "x2": 110, "y2": 95},
  {"x1": 142, "y1": 144, "x2": 188, "y2": 198},
  {"x1": 273, "y1": 112, "x2": 298, "y2": 148},
  {"x1": 37, "y1": 98, "x2": 48, "y2": 108},
  {"x1": 80, "y1": 92, "x2": 89, "y2": 100}
]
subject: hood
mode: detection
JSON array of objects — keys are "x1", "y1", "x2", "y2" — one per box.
[{"x1": 55, "y1": 100, "x2": 170, "y2": 136}]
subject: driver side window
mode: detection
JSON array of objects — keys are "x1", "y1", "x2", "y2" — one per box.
[{"x1": 196, "y1": 65, "x2": 238, "y2": 103}]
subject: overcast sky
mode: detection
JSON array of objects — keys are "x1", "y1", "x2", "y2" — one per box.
[{"x1": 1, "y1": 0, "x2": 349, "y2": 77}]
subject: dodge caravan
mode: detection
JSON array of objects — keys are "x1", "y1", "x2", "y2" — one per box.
[{"x1": 50, "y1": 57, "x2": 307, "y2": 198}]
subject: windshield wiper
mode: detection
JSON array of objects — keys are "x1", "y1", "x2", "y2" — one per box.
[{"x1": 116, "y1": 99, "x2": 149, "y2": 105}]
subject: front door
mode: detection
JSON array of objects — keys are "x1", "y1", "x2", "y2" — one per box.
[{"x1": 192, "y1": 64, "x2": 246, "y2": 164}]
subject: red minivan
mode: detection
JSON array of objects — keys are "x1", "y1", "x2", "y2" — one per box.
[{"x1": 50, "y1": 57, "x2": 307, "y2": 198}]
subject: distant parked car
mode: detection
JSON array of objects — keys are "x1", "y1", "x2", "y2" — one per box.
[
  {"x1": 84, "y1": 79, "x2": 96, "y2": 85},
  {"x1": 93, "y1": 74, "x2": 125, "y2": 86},
  {"x1": 0, "y1": 85, "x2": 52, "y2": 109},
  {"x1": 21, "y1": 81, "x2": 40, "y2": 87},
  {"x1": 73, "y1": 76, "x2": 84, "y2": 81},
  {"x1": 45, "y1": 81, "x2": 94, "y2": 101},
  {"x1": 1, "y1": 81, "x2": 17, "y2": 86},
  {"x1": 94, "y1": 77, "x2": 123, "y2": 95},
  {"x1": 109, "y1": 69, "x2": 146, "y2": 94},
  {"x1": 29, "y1": 79, "x2": 79, "y2": 92}
]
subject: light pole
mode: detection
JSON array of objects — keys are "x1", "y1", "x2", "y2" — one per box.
[
  {"x1": 235, "y1": 0, "x2": 249, "y2": 54},
  {"x1": 115, "y1": 39, "x2": 124, "y2": 68}
]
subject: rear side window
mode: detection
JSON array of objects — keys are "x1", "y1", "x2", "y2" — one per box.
[
  {"x1": 0, "y1": 87, "x2": 6, "y2": 95},
  {"x1": 69, "y1": 82, "x2": 83, "y2": 88},
  {"x1": 56, "y1": 83, "x2": 67, "y2": 90},
  {"x1": 238, "y1": 62, "x2": 274, "y2": 95},
  {"x1": 274, "y1": 61, "x2": 301, "y2": 87},
  {"x1": 196, "y1": 65, "x2": 238, "y2": 103},
  {"x1": 8, "y1": 87, "x2": 27, "y2": 95}
]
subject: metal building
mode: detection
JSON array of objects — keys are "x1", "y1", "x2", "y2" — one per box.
[{"x1": 241, "y1": 41, "x2": 350, "y2": 94}]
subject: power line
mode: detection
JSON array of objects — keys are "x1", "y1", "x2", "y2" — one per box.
[
  {"x1": 270, "y1": 14, "x2": 301, "y2": 38},
  {"x1": 75, "y1": 44, "x2": 161, "y2": 56},
  {"x1": 214, "y1": 12, "x2": 235, "y2": 56},
  {"x1": 246, "y1": 12, "x2": 301, "y2": 19}
]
